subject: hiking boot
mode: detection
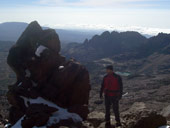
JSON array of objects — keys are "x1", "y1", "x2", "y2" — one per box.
[
  {"x1": 115, "y1": 122, "x2": 122, "y2": 127},
  {"x1": 105, "y1": 121, "x2": 111, "y2": 127}
]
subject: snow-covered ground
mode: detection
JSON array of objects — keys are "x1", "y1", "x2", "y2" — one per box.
[{"x1": 11, "y1": 97, "x2": 82, "y2": 128}]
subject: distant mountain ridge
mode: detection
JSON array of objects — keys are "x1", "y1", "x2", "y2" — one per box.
[
  {"x1": 139, "y1": 33, "x2": 170, "y2": 56},
  {"x1": 62, "y1": 31, "x2": 147, "y2": 61},
  {"x1": 62, "y1": 31, "x2": 170, "y2": 62},
  {"x1": 0, "y1": 22, "x2": 28, "y2": 42},
  {"x1": 0, "y1": 22, "x2": 100, "y2": 43}
]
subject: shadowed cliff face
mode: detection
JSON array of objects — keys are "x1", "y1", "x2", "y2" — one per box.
[
  {"x1": 7, "y1": 21, "x2": 91, "y2": 128},
  {"x1": 62, "y1": 31, "x2": 148, "y2": 62},
  {"x1": 62, "y1": 31, "x2": 170, "y2": 63}
]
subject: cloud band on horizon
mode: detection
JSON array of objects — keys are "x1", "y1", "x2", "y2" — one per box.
[{"x1": 38, "y1": 0, "x2": 170, "y2": 8}]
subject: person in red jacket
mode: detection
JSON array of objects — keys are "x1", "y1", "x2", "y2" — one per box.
[{"x1": 100, "y1": 65, "x2": 123, "y2": 127}]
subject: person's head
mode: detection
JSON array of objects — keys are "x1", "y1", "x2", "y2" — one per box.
[{"x1": 106, "y1": 65, "x2": 113, "y2": 74}]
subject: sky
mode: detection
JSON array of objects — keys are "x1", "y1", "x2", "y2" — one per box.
[{"x1": 0, "y1": 0, "x2": 170, "y2": 35}]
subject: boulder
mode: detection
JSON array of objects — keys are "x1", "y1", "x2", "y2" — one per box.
[
  {"x1": 7, "y1": 21, "x2": 61, "y2": 86},
  {"x1": 7, "y1": 21, "x2": 90, "y2": 128},
  {"x1": 86, "y1": 111, "x2": 116, "y2": 128},
  {"x1": 21, "y1": 104, "x2": 57, "y2": 128},
  {"x1": 87, "y1": 111, "x2": 105, "y2": 127},
  {"x1": 123, "y1": 110, "x2": 167, "y2": 128},
  {"x1": 161, "y1": 105, "x2": 170, "y2": 120},
  {"x1": 122, "y1": 102, "x2": 167, "y2": 128}
]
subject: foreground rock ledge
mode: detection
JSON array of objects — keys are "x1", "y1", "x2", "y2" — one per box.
[
  {"x1": 7, "y1": 21, "x2": 90, "y2": 128},
  {"x1": 82, "y1": 102, "x2": 167, "y2": 128}
]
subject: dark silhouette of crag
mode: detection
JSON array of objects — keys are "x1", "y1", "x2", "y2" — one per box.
[{"x1": 7, "y1": 21, "x2": 90, "y2": 128}]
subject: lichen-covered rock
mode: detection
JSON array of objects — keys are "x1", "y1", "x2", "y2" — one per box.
[{"x1": 7, "y1": 21, "x2": 90, "y2": 128}]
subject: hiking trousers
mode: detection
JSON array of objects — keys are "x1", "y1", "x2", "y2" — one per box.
[{"x1": 105, "y1": 95, "x2": 120, "y2": 123}]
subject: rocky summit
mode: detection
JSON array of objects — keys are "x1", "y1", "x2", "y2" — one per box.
[
  {"x1": 6, "y1": 21, "x2": 91, "y2": 128},
  {"x1": 2, "y1": 21, "x2": 169, "y2": 128}
]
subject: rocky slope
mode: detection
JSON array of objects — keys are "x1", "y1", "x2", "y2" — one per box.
[
  {"x1": 61, "y1": 28, "x2": 170, "y2": 127},
  {"x1": 82, "y1": 102, "x2": 167, "y2": 128},
  {"x1": 0, "y1": 41, "x2": 15, "y2": 121},
  {"x1": 138, "y1": 33, "x2": 170, "y2": 57}
]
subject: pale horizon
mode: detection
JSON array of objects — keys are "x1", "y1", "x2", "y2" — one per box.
[{"x1": 0, "y1": 0, "x2": 170, "y2": 35}]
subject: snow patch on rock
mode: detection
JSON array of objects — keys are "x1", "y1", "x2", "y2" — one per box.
[
  {"x1": 58, "y1": 66, "x2": 64, "y2": 70},
  {"x1": 159, "y1": 126, "x2": 170, "y2": 128},
  {"x1": 35, "y1": 45, "x2": 48, "y2": 57},
  {"x1": 18, "y1": 82, "x2": 22, "y2": 86},
  {"x1": 12, "y1": 96, "x2": 83, "y2": 128},
  {"x1": 11, "y1": 116, "x2": 25, "y2": 128},
  {"x1": 4, "y1": 123, "x2": 11, "y2": 128}
]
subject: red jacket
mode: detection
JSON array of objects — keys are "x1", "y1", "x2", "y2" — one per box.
[{"x1": 100, "y1": 73, "x2": 123, "y2": 97}]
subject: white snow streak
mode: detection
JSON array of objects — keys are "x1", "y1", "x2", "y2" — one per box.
[
  {"x1": 11, "y1": 97, "x2": 82, "y2": 128},
  {"x1": 58, "y1": 66, "x2": 64, "y2": 70},
  {"x1": 35, "y1": 45, "x2": 48, "y2": 57},
  {"x1": 159, "y1": 126, "x2": 170, "y2": 128}
]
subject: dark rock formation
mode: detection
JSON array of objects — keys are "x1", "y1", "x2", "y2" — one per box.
[
  {"x1": 62, "y1": 31, "x2": 170, "y2": 62},
  {"x1": 122, "y1": 110, "x2": 167, "y2": 128},
  {"x1": 62, "y1": 31, "x2": 147, "y2": 62},
  {"x1": 7, "y1": 21, "x2": 90, "y2": 128},
  {"x1": 7, "y1": 21, "x2": 61, "y2": 86},
  {"x1": 22, "y1": 104, "x2": 57, "y2": 128}
]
